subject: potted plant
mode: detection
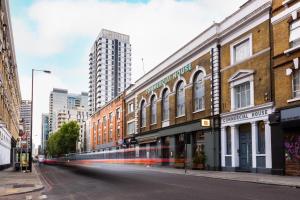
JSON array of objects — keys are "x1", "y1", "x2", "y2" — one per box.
[{"x1": 193, "y1": 151, "x2": 206, "y2": 169}]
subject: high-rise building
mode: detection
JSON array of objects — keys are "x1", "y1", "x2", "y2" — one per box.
[
  {"x1": 49, "y1": 88, "x2": 68, "y2": 133},
  {"x1": 0, "y1": 0, "x2": 22, "y2": 170},
  {"x1": 41, "y1": 114, "x2": 49, "y2": 154},
  {"x1": 20, "y1": 100, "x2": 32, "y2": 137},
  {"x1": 89, "y1": 29, "x2": 132, "y2": 114},
  {"x1": 49, "y1": 88, "x2": 89, "y2": 134}
]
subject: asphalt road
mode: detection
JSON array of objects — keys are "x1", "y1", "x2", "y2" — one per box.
[{"x1": 10, "y1": 164, "x2": 300, "y2": 200}]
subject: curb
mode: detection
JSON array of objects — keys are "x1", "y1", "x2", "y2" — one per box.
[
  {"x1": 152, "y1": 168, "x2": 300, "y2": 188},
  {"x1": 0, "y1": 164, "x2": 46, "y2": 197},
  {"x1": 0, "y1": 185, "x2": 44, "y2": 197}
]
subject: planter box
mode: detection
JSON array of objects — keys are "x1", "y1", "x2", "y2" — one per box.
[{"x1": 193, "y1": 163, "x2": 204, "y2": 170}]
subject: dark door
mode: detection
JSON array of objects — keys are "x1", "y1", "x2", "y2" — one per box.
[
  {"x1": 239, "y1": 124, "x2": 252, "y2": 171},
  {"x1": 162, "y1": 137, "x2": 170, "y2": 166}
]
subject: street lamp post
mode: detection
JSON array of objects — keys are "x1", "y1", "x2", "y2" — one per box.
[{"x1": 30, "y1": 69, "x2": 51, "y2": 172}]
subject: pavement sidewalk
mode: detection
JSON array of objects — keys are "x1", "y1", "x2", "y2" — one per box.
[
  {"x1": 143, "y1": 165, "x2": 300, "y2": 188},
  {"x1": 0, "y1": 164, "x2": 44, "y2": 197}
]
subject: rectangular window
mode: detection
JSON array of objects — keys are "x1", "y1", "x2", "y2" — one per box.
[
  {"x1": 102, "y1": 116, "x2": 106, "y2": 127},
  {"x1": 257, "y1": 121, "x2": 265, "y2": 154},
  {"x1": 226, "y1": 127, "x2": 232, "y2": 155},
  {"x1": 117, "y1": 128, "x2": 120, "y2": 137},
  {"x1": 127, "y1": 122, "x2": 135, "y2": 135},
  {"x1": 290, "y1": 20, "x2": 300, "y2": 47},
  {"x1": 234, "y1": 82, "x2": 250, "y2": 109},
  {"x1": 293, "y1": 70, "x2": 300, "y2": 98},
  {"x1": 116, "y1": 108, "x2": 121, "y2": 120},
  {"x1": 233, "y1": 38, "x2": 250, "y2": 63},
  {"x1": 128, "y1": 102, "x2": 134, "y2": 113},
  {"x1": 109, "y1": 112, "x2": 113, "y2": 122}
]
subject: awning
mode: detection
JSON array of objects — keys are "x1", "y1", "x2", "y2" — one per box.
[
  {"x1": 136, "y1": 121, "x2": 208, "y2": 141},
  {"x1": 137, "y1": 137, "x2": 157, "y2": 145}
]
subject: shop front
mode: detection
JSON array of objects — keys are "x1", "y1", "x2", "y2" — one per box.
[
  {"x1": 221, "y1": 103, "x2": 273, "y2": 173},
  {"x1": 281, "y1": 107, "x2": 300, "y2": 176},
  {"x1": 136, "y1": 120, "x2": 220, "y2": 170}
]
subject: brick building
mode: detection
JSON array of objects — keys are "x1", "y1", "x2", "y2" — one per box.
[
  {"x1": 0, "y1": 0, "x2": 21, "y2": 170},
  {"x1": 219, "y1": 0, "x2": 273, "y2": 173},
  {"x1": 124, "y1": 14, "x2": 224, "y2": 170},
  {"x1": 90, "y1": 93, "x2": 125, "y2": 150},
  {"x1": 86, "y1": 0, "x2": 300, "y2": 176},
  {"x1": 269, "y1": 0, "x2": 300, "y2": 176},
  {"x1": 121, "y1": 0, "x2": 275, "y2": 172}
]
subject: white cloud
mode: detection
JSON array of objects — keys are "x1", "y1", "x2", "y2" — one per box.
[
  {"x1": 14, "y1": 0, "x2": 246, "y2": 78},
  {"x1": 12, "y1": 0, "x2": 246, "y2": 147}
]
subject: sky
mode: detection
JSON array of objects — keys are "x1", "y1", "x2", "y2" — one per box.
[{"x1": 9, "y1": 0, "x2": 246, "y2": 149}]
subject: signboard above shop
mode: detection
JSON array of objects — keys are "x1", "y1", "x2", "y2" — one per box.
[
  {"x1": 201, "y1": 119, "x2": 211, "y2": 127},
  {"x1": 221, "y1": 106, "x2": 272, "y2": 125},
  {"x1": 145, "y1": 63, "x2": 192, "y2": 94},
  {"x1": 281, "y1": 107, "x2": 300, "y2": 122}
]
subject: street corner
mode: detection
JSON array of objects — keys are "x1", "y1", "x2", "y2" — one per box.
[{"x1": 0, "y1": 183, "x2": 44, "y2": 197}]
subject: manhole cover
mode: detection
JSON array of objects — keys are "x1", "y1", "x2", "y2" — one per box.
[{"x1": 13, "y1": 184, "x2": 34, "y2": 188}]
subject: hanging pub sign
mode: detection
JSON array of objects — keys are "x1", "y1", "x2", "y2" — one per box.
[{"x1": 201, "y1": 119, "x2": 211, "y2": 127}]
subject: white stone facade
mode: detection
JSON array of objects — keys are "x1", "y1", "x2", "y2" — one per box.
[
  {"x1": 0, "y1": 126, "x2": 11, "y2": 167},
  {"x1": 221, "y1": 103, "x2": 273, "y2": 172}
]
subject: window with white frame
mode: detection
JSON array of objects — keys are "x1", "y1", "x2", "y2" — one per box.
[
  {"x1": 290, "y1": 20, "x2": 300, "y2": 47},
  {"x1": 150, "y1": 95, "x2": 157, "y2": 124},
  {"x1": 140, "y1": 100, "x2": 146, "y2": 127},
  {"x1": 234, "y1": 82, "x2": 251, "y2": 109},
  {"x1": 127, "y1": 121, "x2": 135, "y2": 135},
  {"x1": 229, "y1": 70, "x2": 254, "y2": 111},
  {"x1": 232, "y1": 37, "x2": 251, "y2": 64},
  {"x1": 176, "y1": 81, "x2": 185, "y2": 116},
  {"x1": 128, "y1": 102, "x2": 134, "y2": 113},
  {"x1": 162, "y1": 89, "x2": 169, "y2": 121},
  {"x1": 293, "y1": 69, "x2": 300, "y2": 98},
  {"x1": 194, "y1": 71, "x2": 205, "y2": 111}
]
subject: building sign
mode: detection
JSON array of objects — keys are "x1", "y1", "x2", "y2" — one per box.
[
  {"x1": 222, "y1": 109, "x2": 269, "y2": 124},
  {"x1": 281, "y1": 107, "x2": 300, "y2": 122},
  {"x1": 146, "y1": 63, "x2": 192, "y2": 94},
  {"x1": 201, "y1": 119, "x2": 211, "y2": 127}
]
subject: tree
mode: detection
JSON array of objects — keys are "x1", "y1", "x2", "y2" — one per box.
[
  {"x1": 59, "y1": 121, "x2": 80, "y2": 154},
  {"x1": 47, "y1": 121, "x2": 80, "y2": 157}
]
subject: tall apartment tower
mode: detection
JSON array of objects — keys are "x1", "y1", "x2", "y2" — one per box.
[
  {"x1": 20, "y1": 100, "x2": 32, "y2": 137},
  {"x1": 89, "y1": 29, "x2": 132, "y2": 114}
]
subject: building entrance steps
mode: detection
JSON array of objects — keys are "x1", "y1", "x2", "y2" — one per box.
[{"x1": 0, "y1": 164, "x2": 44, "y2": 197}]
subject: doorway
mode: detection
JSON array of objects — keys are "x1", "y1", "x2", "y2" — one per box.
[{"x1": 239, "y1": 124, "x2": 252, "y2": 171}]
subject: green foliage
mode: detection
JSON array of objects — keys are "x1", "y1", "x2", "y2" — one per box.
[
  {"x1": 47, "y1": 121, "x2": 80, "y2": 157},
  {"x1": 193, "y1": 151, "x2": 206, "y2": 164}
]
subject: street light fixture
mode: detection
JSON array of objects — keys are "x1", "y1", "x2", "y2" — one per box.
[{"x1": 29, "y1": 69, "x2": 51, "y2": 172}]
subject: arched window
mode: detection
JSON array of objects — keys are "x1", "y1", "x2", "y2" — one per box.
[
  {"x1": 162, "y1": 89, "x2": 169, "y2": 121},
  {"x1": 176, "y1": 81, "x2": 185, "y2": 116},
  {"x1": 140, "y1": 100, "x2": 146, "y2": 127},
  {"x1": 194, "y1": 71, "x2": 205, "y2": 111},
  {"x1": 150, "y1": 95, "x2": 157, "y2": 124}
]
